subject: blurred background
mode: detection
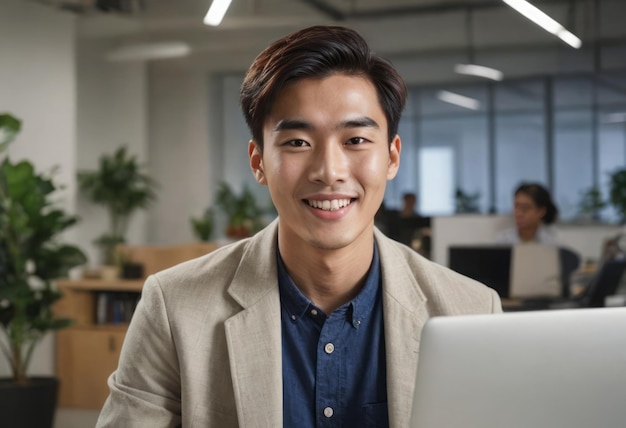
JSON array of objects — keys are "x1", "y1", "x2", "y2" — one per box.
[{"x1": 3, "y1": 2, "x2": 626, "y2": 424}]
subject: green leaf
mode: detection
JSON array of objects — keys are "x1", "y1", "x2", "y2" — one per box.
[
  {"x1": 78, "y1": 145, "x2": 158, "y2": 242},
  {"x1": 0, "y1": 114, "x2": 22, "y2": 152},
  {"x1": 0, "y1": 113, "x2": 86, "y2": 381}
]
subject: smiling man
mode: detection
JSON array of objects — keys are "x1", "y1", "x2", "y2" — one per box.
[{"x1": 97, "y1": 26, "x2": 502, "y2": 428}]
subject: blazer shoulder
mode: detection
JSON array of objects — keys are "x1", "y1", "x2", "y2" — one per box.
[{"x1": 376, "y1": 232, "x2": 501, "y2": 314}]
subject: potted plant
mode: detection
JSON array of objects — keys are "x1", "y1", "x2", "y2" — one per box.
[
  {"x1": 215, "y1": 182, "x2": 266, "y2": 239},
  {"x1": 454, "y1": 188, "x2": 481, "y2": 214},
  {"x1": 577, "y1": 186, "x2": 606, "y2": 222},
  {"x1": 0, "y1": 113, "x2": 87, "y2": 427},
  {"x1": 190, "y1": 208, "x2": 214, "y2": 242},
  {"x1": 78, "y1": 146, "x2": 157, "y2": 275}
]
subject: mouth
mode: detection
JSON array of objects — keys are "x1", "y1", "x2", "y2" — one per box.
[{"x1": 305, "y1": 198, "x2": 355, "y2": 211}]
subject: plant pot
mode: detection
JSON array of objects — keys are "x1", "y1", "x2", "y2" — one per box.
[
  {"x1": 121, "y1": 262, "x2": 144, "y2": 279},
  {"x1": 0, "y1": 376, "x2": 59, "y2": 428},
  {"x1": 100, "y1": 265, "x2": 120, "y2": 281}
]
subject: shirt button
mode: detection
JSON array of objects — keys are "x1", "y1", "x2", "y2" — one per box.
[
  {"x1": 323, "y1": 407, "x2": 334, "y2": 418},
  {"x1": 310, "y1": 309, "x2": 318, "y2": 316},
  {"x1": 324, "y1": 343, "x2": 334, "y2": 354}
]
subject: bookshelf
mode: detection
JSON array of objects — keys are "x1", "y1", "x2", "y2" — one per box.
[{"x1": 54, "y1": 279, "x2": 144, "y2": 409}]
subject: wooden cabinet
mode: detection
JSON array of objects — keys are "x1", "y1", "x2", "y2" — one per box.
[
  {"x1": 54, "y1": 242, "x2": 218, "y2": 409},
  {"x1": 54, "y1": 279, "x2": 143, "y2": 409},
  {"x1": 56, "y1": 326, "x2": 127, "y2": 408}
]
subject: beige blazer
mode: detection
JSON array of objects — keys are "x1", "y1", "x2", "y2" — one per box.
[{"x1": 97, "y1": 220, "x2": 501, "y2": 428}]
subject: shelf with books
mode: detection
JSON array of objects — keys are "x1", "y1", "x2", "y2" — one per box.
[{"x1": 54, "y1": 278, "x2": 146, "y2": 408}]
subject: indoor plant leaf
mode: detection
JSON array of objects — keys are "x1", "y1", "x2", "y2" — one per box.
[{"x1": 0, "y1": 113, "x2": 86, "y2": 383}]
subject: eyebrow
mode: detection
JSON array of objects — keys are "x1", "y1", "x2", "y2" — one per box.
[{"x1": 272, "y1": 116, "x2": 380, "y2": 133}]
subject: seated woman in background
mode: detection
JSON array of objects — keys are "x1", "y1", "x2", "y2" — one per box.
[{"x1": 497, "y1": 182, "x2": 559, "y2": 245}]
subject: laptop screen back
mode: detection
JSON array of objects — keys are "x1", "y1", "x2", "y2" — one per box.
[
  {"x1": 509, "y1": 243, "x2": 561, "y2": 298},
  {"x1": 410, "y1": 308, "x2": 626, "y2": 428}
]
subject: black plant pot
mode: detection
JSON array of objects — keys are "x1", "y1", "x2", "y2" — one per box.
[
  {"x1": 0, "y1": 377, "x2": 59, "y2": 428},
  {"x1": 121, "y1": 262, "x2": 144, "y2": 279}
]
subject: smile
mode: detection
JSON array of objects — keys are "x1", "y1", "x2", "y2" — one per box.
[{"x1": 306, "y1": 198, "x2": 353, "y2": 211}]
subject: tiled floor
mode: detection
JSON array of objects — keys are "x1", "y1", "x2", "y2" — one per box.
[{"x1": 54, "y1": 408, "x2": 101, "y2": 428}]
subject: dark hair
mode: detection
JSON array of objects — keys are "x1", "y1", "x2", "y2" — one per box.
[
  {"x1": 240, "y1": 25, "x2": 407, "y2": 151},
  {"x1": 515, "y1": 182, "x2": 559, "y2": 225}
]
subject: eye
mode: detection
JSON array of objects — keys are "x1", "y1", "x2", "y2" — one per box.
[
  {"x1": 346, "y1": 137, "x2": 368, "y2": 145},
  {"x1": 285, "y1": 139, "x2": 310, "y2": 147}
]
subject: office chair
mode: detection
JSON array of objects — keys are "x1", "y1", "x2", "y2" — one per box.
[
  {"x1": 559, "y1": 247, "x2": 581, "y2": 298},
  {"x1": 581, "y1": 258, "x2": 626, "y2": 307},
  {"x1": 550, "y1": 258, "x2": 626, "y2": 309}
]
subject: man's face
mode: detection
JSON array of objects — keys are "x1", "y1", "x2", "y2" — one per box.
[{"x1": 249, "y1": 74, "x2": 401, "y2": 251}]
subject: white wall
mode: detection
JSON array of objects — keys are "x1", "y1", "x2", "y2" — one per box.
[
  {"x1": 74, "y1": 38, "x2": 148, "y2": 266},
  {"x1": 0, "y1": 0, "x2": 76, "y2": 378},
  {"x1": 148, "y1": 71, "x2": 212, "y2": 244},
  {"x1": 0, "y1": 0, "x2": 76, "y2": 211}
]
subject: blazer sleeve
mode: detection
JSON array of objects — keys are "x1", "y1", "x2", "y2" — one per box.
[
  {"x1": 96, "y1": 276, "x2": 182, "y2": 428},
  {"x1": 490, "y1": 287, "x2": 504, "y2": 314}
]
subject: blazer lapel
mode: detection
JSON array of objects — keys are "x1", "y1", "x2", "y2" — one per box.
[
  {"x1": 224, "y1": 222, "x2": 283, "y2": 427},
  {"x1": 376, "y1": 230, "x2": 430, "y2": 428}
]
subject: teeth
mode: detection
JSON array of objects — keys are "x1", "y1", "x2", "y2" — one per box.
[{"x1": 307, "y1": 198, "x2": 352, "y2": 211}]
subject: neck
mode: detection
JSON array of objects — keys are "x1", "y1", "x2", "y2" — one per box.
[
  {"x1": 278, "y1": 233, "x2": 375, "y2": 315},
  {"x1": 518, "y1": 225, "x2": 540, "y2": 242}
]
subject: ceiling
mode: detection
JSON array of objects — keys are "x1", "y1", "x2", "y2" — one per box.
[
  {"x1": 58, "y1": 0, "x2": 508, "y2": 40},
  {"x1": 30, "y1": 0, "x2": 626, "y2": 74}
]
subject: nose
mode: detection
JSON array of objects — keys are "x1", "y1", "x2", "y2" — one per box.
[{"x1": 307, "y1": 141, "x2": 349, "y2": 184}]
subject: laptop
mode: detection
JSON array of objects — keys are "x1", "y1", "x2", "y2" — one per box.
[
  {"x1": 509, "y1": 243, "x2": 561, "y2": 298},
  {"x1": 410, "y1": 307, "x2": 626, "y2": 428}
]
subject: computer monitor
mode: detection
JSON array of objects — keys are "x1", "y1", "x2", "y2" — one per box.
[
  {"x1": 410, "y1": 307, "x2": 626, "y2": 428},
  {"x1": 448, "y1": 246, "x2": 512, "y2": 298},
  {"x1": 386, "y1": 215, "x2": 431, "y2": 246},
  {"x1": 448, "y1": 245, "x2": 581, "y2": 302}
]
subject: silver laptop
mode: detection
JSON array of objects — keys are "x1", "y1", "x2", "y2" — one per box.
[
  {"x1": 410, "y1": 307, "x2": 626, "y2": 428},
  {"x1": 509, "y1": 243, "x2": 561, "y2": 298}
]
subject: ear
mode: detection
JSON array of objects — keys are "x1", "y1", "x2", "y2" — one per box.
[
  {"x1": 386, "y1": 134, "x2": 401, "y2": 180},
  {"x1": 248, "y1": 140, "x2": 267, "y2": 185}
]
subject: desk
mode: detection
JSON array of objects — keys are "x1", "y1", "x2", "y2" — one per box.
[{"x1": 501, "y1": 297, "x2": 562, "y2": 312}]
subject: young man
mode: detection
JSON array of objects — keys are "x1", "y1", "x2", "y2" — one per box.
[{"x1": 97, "y1": 26, "x2": 501, "y2": 428}]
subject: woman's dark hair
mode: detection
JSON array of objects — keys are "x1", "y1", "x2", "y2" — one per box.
[
  {"x1": 240, "y1": 25, "x2": 407, "y2": 151},
  {"x1": 515, "y1": 182, "x2": 559, "y2": 225}
]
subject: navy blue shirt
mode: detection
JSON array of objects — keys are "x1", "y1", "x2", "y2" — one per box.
[{"x1": 278, "y1": 243, "x2": 388, "y2": 428}]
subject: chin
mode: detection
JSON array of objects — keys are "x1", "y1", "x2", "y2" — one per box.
[
  {"x1": 308, "y1": 237, "x2": 350, "y2": 251},
  {"x1": 304, "y1": 229, "x2": 354, "y2": 250}
]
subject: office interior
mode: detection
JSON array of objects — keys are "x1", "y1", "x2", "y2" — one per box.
[{"x1": 3, "y1": 0, "x2": 626, "y2": 426}]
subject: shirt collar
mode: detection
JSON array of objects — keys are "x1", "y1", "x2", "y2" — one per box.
[{"x1": 277, "y1": 241, "x2": 381, "y2": 325}]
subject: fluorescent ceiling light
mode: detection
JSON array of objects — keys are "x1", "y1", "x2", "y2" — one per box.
[
  {"x1": 454, "y1": 64, "x2": 504, "y2": 81},
  {"x1": 502, "y1": 0, "x2": 582, "y2": 49},
  {"x1": 204, "y1": 0, "x2": 233, "y2": 26},
  {"x1": 437, "y1": 90, "x2": 481, "y2": 111},
  {"x1": 604, "y1": 112, "x2": 626, "y2": 124},
  {"x1": 106, "y1": 42, "x2": 191, "y2": 61}
]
